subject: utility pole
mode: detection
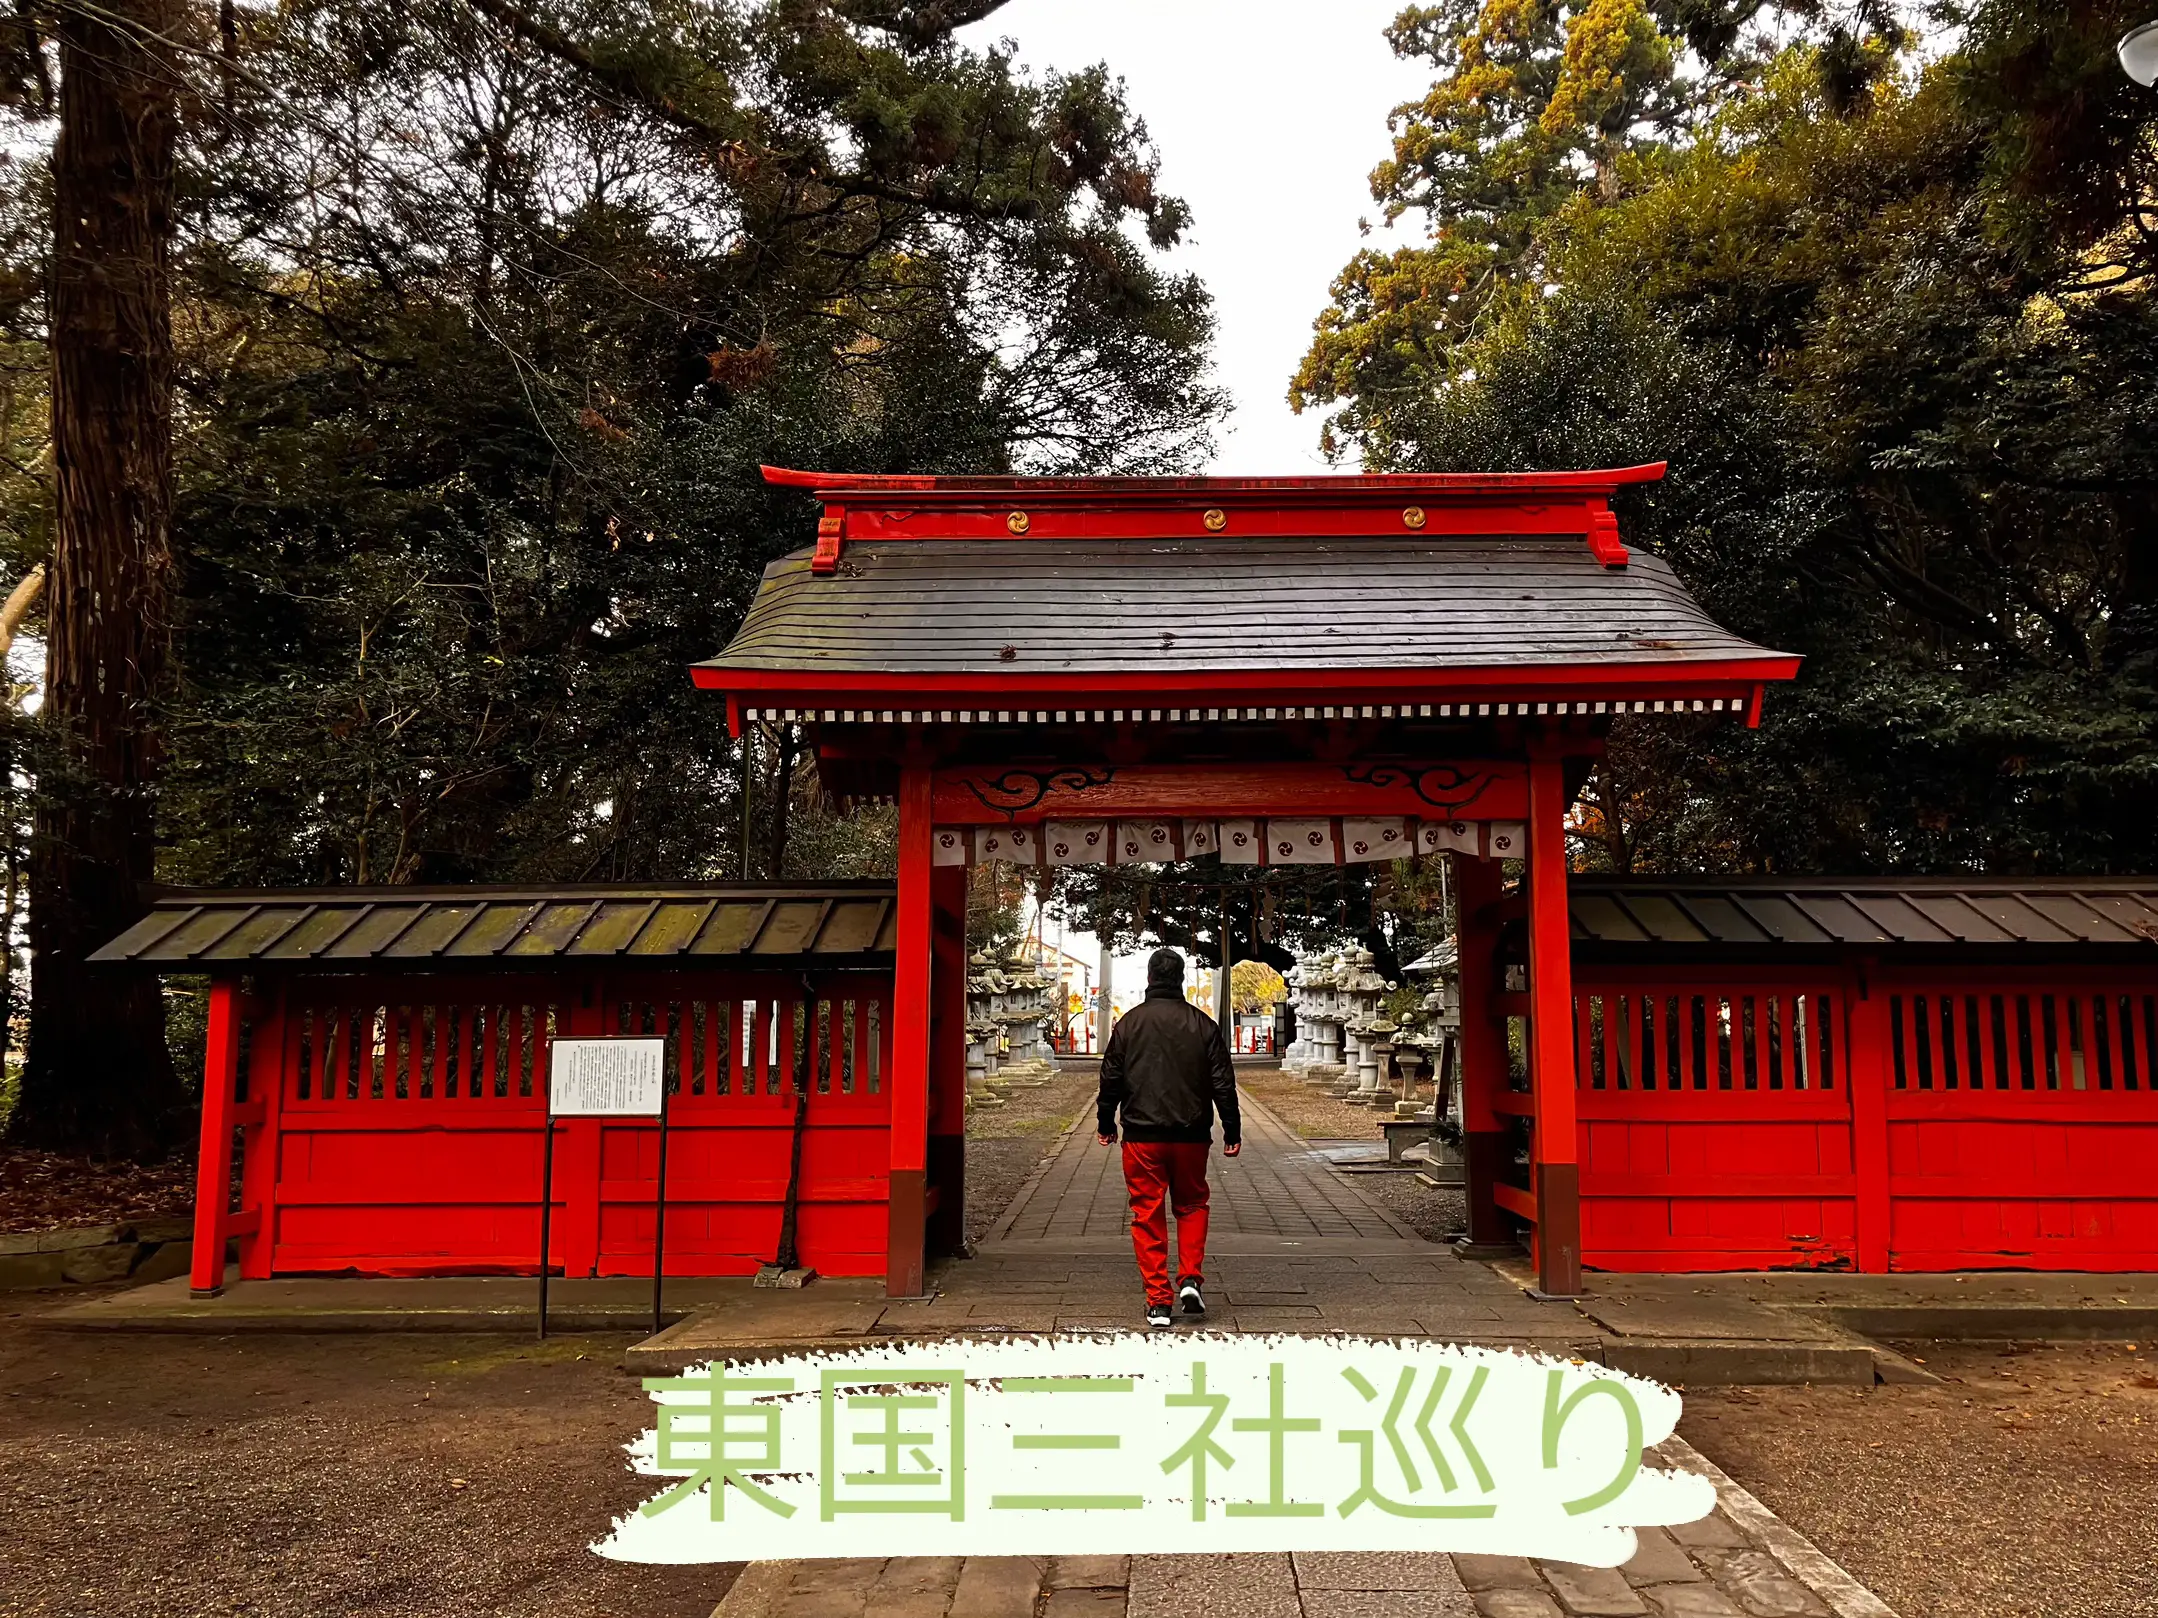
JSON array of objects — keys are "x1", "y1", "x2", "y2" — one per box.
[
  {"x1": 1215, "y1": 890, "x2": 1232, "y2": 1032},
  {"x1": 1095, "y1": 936, "x2": 1113, "y2": 1056}
]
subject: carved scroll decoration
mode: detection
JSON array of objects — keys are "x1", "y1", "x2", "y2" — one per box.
[
  {"x1": 961, "y1": 766, "x2": 1118, "y2": 818},
  {"x1": 1338, "y1": 762, "x2": 1498, "y2": 812}
]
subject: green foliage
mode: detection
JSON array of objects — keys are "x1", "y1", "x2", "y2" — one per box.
[
  {"x1": 1051, "y1": 859, "x2": 1437, "y2": 984},
  {"x1": 1288, "y1": 0, "x2": 1858, "y2": 455},
  {"x1": 967, "y1": 863, "x2": 1031, "y2": 959},
  {"x1": 35, "y1": 0, "x2": 1225, "y2": 888},
  {"x1": 1298, "y1": 3, "x2": 2158, "y2": 873}
]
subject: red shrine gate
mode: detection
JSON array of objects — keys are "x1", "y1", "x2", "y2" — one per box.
[
  {"x1": 109, "y1": 467, "x2": 2158, "y2": 1296},
  {"x1": 695, "y1": 463, "x2": 1801, "y2": 1296}
]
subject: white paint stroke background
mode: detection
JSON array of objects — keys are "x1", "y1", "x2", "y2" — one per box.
[{"x1": 596, "y1": 1334, "x2": 1714, "y2": 1564}]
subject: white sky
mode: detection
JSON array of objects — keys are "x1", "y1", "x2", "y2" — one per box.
[{"x1": 962, "y1": 1, "x2": 1431, "y2": 475}]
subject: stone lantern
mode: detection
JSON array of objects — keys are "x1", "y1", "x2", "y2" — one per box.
[
  {"x1": 1383, "y1": 943, "x2": 1466, "y2": 1176},
  {"x1": 1326, "y1": 949, "x2": 1393, "y2": 1098},
  {"x1": 996, "y1": 956, "x2": 1054, "y2": 1085},
  {"x1": 1299, "y1": 952, "x2": 1350, "y2": 1087},
  {"x1": 1356, "y1": 1013, "x2": 1401, "y2": 1102},
  {"x1": 1281, "y1": 957, "x2": 1311, "y2": 1070},
  {"x1": 964, "y1": 953, "x2": 1008, "y2": 1108}
]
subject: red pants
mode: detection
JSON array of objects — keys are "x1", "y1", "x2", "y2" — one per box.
[{"x1": 1121, "y1": 1141, "x2": 1211, "y2": 1306}]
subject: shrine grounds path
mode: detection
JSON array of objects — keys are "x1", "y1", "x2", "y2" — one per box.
[{"x1": 896, "y1": 1087, "x2": 1574, "y2": 1344}]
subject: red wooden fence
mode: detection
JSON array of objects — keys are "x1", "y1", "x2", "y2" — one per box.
[
  {"x1": 1573, "y1": 965, "x2": 2158, "y2": 1272},
  {"x1": 206, "y1": 969, "x2": 895, "y2": 1283}
]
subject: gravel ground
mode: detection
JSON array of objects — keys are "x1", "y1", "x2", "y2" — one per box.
[
  {"x1": 1682, "y1": 1340, "x2": 2158, "y2": 1618},
  {"x1": 1234, "y1": 1065, "x2": 1467, "y2": 1244},
  {"x1": 961, "y1": 1059, "x2": 1097, "y2": 1248},
  {"x1": 1231, "y1": 1063, "x2": 1430, "y2": 1141},
  {"x1": 1349, "y1": 1173, "x2": 1467, "y2": 1245},
  {"x1": 0, "y1": 1309, "x2": 734, "y2": 1618}
]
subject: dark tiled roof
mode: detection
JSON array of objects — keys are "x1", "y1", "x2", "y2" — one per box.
[
  {"x1": 1570, "y1": 877, "x2": 2158, "y2": 951},
  {"x1": 91, "y1": 884, "x2": 898, "y2": 970},
  {"x1": 698, "y1": 538, "x2": 1785, "y2": 677}
]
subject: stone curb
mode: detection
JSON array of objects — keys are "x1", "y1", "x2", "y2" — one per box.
[
  {"x1": 1661, "y1": 1435, "x2": 1901, "y2": 1618},
  {"x1": 0, "y1": 1216, "x2": 193, "y2": 1255},
  {"x1": 19, "y1": 1300, "x2": 1964, "y2": 1387},
  {"x1": 1799, "y1": 1302, "x2": 2158, "y2": 1341},
  {"x1": 35, "y1": 1303, "x2": 701, "y2": 1335},
  {"x1": 0, "y1": 1219, "x2": 197, "y2": 1290},
  {"x1": 705, "y1": 1560, "x2": 793, "y2": 1617},
  {"x1": 1598, "y1": 1337, "x2": 1878, "y2": 1387}
]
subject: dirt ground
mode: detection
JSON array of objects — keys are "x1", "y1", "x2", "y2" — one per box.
[
  {"x1": 960, "y1": 1059, "x2": 1097, "y2": 1248},
  {"x1": 0, "y1": 1310, "x2": 736, "y2": 1618},
  {"x1": 1232, "y1": 1062, "x2": 1435, "y2": 1141},
  {"x1": 1683, "y1": 1339, "x2": 2158, "y2": 1618},
  {"x1": 1233, "y1": 1064, "x2": 1466, "y2": 1244}
]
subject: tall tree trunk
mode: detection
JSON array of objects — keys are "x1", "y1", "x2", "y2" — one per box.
[
  {"x1": 764, "y1": 722, "x2": 797, "y2": 880},
  {"x1": 9, "y1": 0, "x2": 187, "y2": 1158},
  {"x1": 1590, "y1": 758, "x2": 1632, "y2": 873}
]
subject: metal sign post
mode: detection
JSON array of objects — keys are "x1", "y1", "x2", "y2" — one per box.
[
  {"x1": 651, "y1": 1081, "x2": 671, "y2": 1337},
  {"x1": 540, "y1": 1035, "x2": 669, "y2": 1341},
  {"x1": 537, "y1": 1113, "x2": 558, "y2": 1342}
]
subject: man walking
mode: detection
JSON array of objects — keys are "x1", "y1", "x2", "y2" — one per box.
[{"x1": 1096, "y1": 948, "x2": 1240, "y2": 1328}]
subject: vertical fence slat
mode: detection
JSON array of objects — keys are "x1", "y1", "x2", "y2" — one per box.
[
  {"x1": 678, "y1": 1001, "x2": 696, "y2": 1097},
  {"x1": 706, "y1": 1001, "x2": 723, "y2": 1098}
]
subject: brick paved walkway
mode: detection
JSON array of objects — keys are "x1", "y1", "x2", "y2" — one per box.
[
  {"x1": 681, "y1": 1089, "x2": 1904, "y2": 1616},
  {"x1": 989, "y1": 1096, "x2": 1413, "y2": 1247},
  {"x1": 891, "y1": 1095, "x2": 1577, "y2": 1341},
  {"x1": 708, "y1": 1440, "x2": 1897, "y2": 1618}
]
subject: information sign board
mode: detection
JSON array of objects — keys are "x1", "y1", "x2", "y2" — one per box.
[{"x1": 550, "y1": 1037, "x2": 666, "y2": 1117}]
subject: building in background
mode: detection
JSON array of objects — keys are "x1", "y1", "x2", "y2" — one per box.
[{"x1": 1021, "y1": 929, "x2": 1098, "y2": 1052}]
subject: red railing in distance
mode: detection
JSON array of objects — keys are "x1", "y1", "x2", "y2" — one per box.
[{"x1": 225, "y1": 970, "x2": 895, "y2": 1281}]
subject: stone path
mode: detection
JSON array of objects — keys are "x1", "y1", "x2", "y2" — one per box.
[
  {"x1": 989, "y1": 1096, "x2": 1413, "y2": 1246},
  {"x1": 894, "y1": 1096, "x2": 1582, "y2": 1343},
  {"x1": 708, "y1": 1439, "x2": 1897, "y2": 1618},
  {"x1": 698, "y1": 1099, "x2": 1901, "y2": 1618}
]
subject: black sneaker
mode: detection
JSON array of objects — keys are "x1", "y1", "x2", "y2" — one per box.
[
  {"x1": 1177, "y1": 1278, "x2": 1206, "y2": 1316},
  {"x1": 1146, "y1": 1304, "x2": 1174, "y2": 1329}
]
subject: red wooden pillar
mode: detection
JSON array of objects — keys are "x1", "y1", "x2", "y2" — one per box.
[
  {"x1": 190, "y1": 977, "x2": 243, "y2": 1295},
  {"x1": 236, "y1": 983, "x2": 287, "y2": 1280},
  {"x1": 1845, "y1": 957, "x2": 1892, "y2": 1273},
  {"x1": 1453, "y1": 853, "x2": 1511, "y2": 1248},
  {"x1": 1527, "y1": 753, "x2": 1583, "y2": 1296},
  {"x1": 926, "y1": 862, "x2": 969, "y2": 1256},
  {"x1": 886, "y1": 764, "x2": 935, "y2": 1295}
]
